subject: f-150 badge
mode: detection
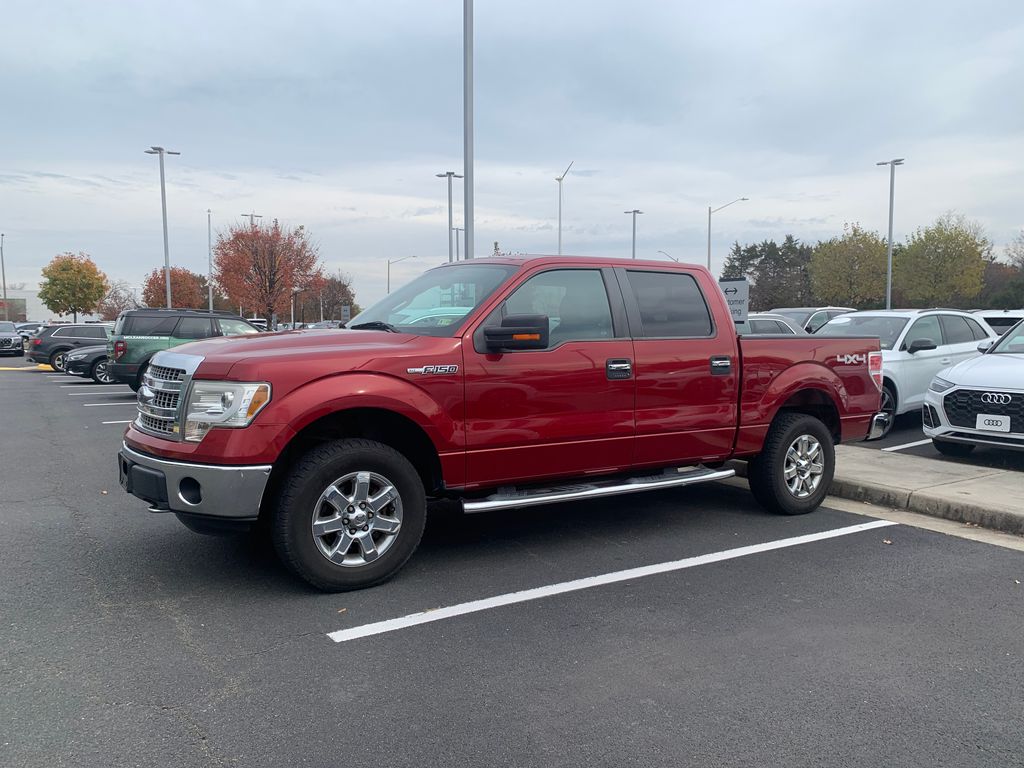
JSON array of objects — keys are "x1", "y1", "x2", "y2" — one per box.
[{"x1": 407, "y1": 365, "x2": 459, "y2": 375}]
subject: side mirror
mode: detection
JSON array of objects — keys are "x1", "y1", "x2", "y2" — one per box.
[
  {"x1": 483, "y1": 314, "x2": 549, "y2": 351},
  {"x1": 906, "y1": 338, "x2": 937, "y2": 354},
  {"x1": 977, "y1": 339, "x2": 994, "y2": 354}
]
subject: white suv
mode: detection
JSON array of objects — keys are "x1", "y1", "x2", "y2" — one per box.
[
  {"x1": 924, "y1": 320, "x2": 1024, "y2": 455},
  {"x1": 816, "y1": 310, "x2": 998, "y2": 437}
]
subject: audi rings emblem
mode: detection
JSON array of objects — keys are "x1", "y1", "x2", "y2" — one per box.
[{"x1": 980, "y1": 392, "x2": 1012, "y2": 405}]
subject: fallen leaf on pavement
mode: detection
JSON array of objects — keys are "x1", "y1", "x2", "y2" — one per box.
[
  {"x1": 882, "y1": 539, "x2": 893, "y2": 545},
  {"x1": 337, "y1": 608, "x2": 347, "y2": 614},
  {"x1": 100, "y1": 490, "x2": 108, "y2": 495}
]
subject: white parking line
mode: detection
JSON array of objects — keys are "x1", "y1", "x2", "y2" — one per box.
[
  {"x1": 327, "y1": 519, "x2": 898, "y2": 644},
  {"x1": 102, "y1": 420, "x2": 134, "y2": 425},
  {"x1": 82, "y1": 402, "x2": 138, "y2": 407},
  {"x1": 67, "y1": 391, "x2": 134, "y2": 396},
  {"x1": 60, "y1": 383, "x2": 129, "y2": 388},
  {"x1": 882, "y1": 439, "x2": 932, "y2": 452}
]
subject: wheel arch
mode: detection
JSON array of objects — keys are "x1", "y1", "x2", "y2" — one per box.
[
  {"x1": 775, "y1": 387, "x2": 842, "y2": 444},
  {"x1": 262, "y1": 407, "x2": 444, "y2": 519}
]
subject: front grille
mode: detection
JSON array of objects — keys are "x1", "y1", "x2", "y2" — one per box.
[
  {"x1": 0, "y1": 338, "x2": 12, "y2": 348},
  {"x1": 943, "y1": 390, "x2": 1024, "y2": 432},
  {"x1": 135, "y1": 364, "x2": 187, "y2": 439}
]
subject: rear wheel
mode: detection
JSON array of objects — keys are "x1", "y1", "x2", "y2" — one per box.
[
  {"x1": 91, "y1": 358, "x2": 116, "y2": 384},
  {"x1": 932, "y1": 439, "x2": 975, "y2": 457},
  {"x1": 129, "y1": 363, "x2": 149, "y2": 392},
  {"x1": 878, "y1": 384, "x2": 897, "y2": 438},
  {"x1": 49, "y1": 349, "x2": 69, "y2": 372},
  {"x1": 271, "y1": 438, "x2": 427, "y2": 591},
  {"x1": 748, "y1": 412, "x2": 835, "y2": 515}
]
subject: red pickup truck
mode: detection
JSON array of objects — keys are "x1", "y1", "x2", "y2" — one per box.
[{"x1": 118, "y1": 257, "x2": 888, "y2": 590}]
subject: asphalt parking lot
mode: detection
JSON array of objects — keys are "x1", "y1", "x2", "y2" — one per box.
[
  {"x1": 2, "y1": 364, "x2": 1023, "y2": 768},
  {"x1": 857, "y1": 410, "x2": 1024, "y2": 472}
]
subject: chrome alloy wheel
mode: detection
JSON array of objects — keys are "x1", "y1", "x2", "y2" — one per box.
[
  {"x1": 311, "y1": 471, "x2": 403, "y2": 567},
  {"x1": 783, "y1": 434, "x2": 825, "y2": 499},
  {"x1": 95, "y1": 359, "x2": 115, "y2": 384}
]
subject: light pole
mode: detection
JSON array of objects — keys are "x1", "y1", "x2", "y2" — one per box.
[
  {"x1": 436, "y1": 171, "x2": 463, "y2": 263},
  {"x1": 291, "y1": 287, "x2": 303, "y2": 327},
  {"x1": 877, "y1": 158, "x2": 904, "y2": 310},
  {"x1": 241, "y1": 212, "x2": 263, "y2": 227},
  {"x1": 463, "y1": 0, "x2": 474, "y2": 259},
  {"x1": 706, "y1": 197, "x2": 748, "y2": 271},
  {"x1": 624, "y1": 210, "x2": 643, "y2": 259},
  {"x1": 556, "y1": 161, "x2": 574, "y2": 254},
  {"x1": 656, "y1": 249, "x2": 679, "y2": 262},
  {"x1": 453, "y1": 227, "x2": 465, "y2": 261},
  {"x1": 387, "y1": 255, "x2": 417, "y2": 294},
  {"x1": 207, "y1": 209, "x2": 214, "y2": 310},
  {"x1": 144, "y1": 146, "x2": 180, "y2": 308},
  {"x1": 1, "y1": 232, "x2": 7, "y2": 321}
]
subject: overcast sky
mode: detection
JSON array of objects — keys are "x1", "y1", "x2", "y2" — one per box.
[{"x1": 2, "y1": 0, "x2": 1022, "y2": 308}]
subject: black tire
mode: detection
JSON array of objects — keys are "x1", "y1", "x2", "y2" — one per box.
[
  {"x1": 49, "y1": 349, "x2": 70, "y2": 372},
  {"x1": 91, "y1": 357, "x2": 116, "y2": 384},
  {"x1": 878, "y1": 383, "x2": 897, "y2": 438},
  {"x1": 748, "y1": 412, "x2": 835, "y2": 515},
  {"x1": 272, "y1": 438, "x2": 427, "y2": 591},
  {"x1": 932, "y1": 439, "x2": 975, "y2": 457},
  {"x1": 129, "y1": 363, "x2": 149, "y2": 392}
]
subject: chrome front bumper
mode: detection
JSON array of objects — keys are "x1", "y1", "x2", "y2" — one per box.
[
  {"x1": 866, "y1": 412, "x2": 891, "y2": 441},
  {"x1": 118, "y1": 442, "x2": 272, "y2": 519}
]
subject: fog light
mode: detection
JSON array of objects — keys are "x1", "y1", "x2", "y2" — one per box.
[{"x1": 178, "y1": 477, "x2": 202, "y2": 506}]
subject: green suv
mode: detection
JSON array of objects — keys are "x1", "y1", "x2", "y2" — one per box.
[{"x1": 108, "y1": 309, "x2": 261, "y2": 390}]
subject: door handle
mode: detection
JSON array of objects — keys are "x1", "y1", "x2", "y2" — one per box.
[
  {"x1": 606, "y1": 358, "x2": 632, "y2": 380},
  {"x1": 710, "y1": 356, "x2": 732, "y2": 375}
]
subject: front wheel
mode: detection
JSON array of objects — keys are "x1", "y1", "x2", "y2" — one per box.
[
  {"x1": 748, "y1": 412, "x2": 835, "y2": 515},
  {"x1": 49, "y1": 350, "x2": 69, "y2": 372},
  {"x1": 91, "y1": 358, "x2": 116, "y2": 384},
  {"x1": 272, "y1": 438, "x2": 427, "y2": 591}
]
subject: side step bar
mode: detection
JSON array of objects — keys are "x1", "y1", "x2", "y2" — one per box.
[{"x1": 462, "y1": 466, "x2": 736, "y2": 514}]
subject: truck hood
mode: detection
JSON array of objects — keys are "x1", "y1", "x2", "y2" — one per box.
[{"x1": 940, "y1": 353, "x2": 1024, "y2": 389}]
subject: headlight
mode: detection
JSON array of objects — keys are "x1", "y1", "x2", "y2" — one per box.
[
  {"x1": 183, "y1": 381, "x2": 271, "y2": 442},
  {"x1": 67, "y1": 353, "x2": 86, "y2": 361},
  {"x1": 929, "y1": 376, "x2": 955, "y2": 393}
]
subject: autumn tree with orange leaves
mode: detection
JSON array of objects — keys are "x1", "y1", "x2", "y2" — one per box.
[
  {"x1": 213, "y1": 220, "x2": 323, "y2": 322},
  {"x1": 141, "y1": 267, "x2": 207, "y2": 309}
]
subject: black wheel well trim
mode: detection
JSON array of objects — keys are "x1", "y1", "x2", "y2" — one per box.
[
  {"x1": 775, "y1": 389, "x2": 841, "y2": 443},
  {"x1": 261, "y1": 407, "x2": 444, "y2": 518}
]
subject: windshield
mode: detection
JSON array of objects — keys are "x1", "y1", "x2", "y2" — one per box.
[
  {"x1": 816, "y1": 314, "x2": 909, "y2": 350},
  {"x1": 990, "y1": 320, "x2": 1024, "y2": 354},
  {"x1": 0, "y1": 322, "x2": 16, "y2": 332},
  {"x1": 773, "y1": 310, "x2": 812, "y2": 325},
  {"x1": 348, "y1": 263, "x2": 517, "y2": 336}
]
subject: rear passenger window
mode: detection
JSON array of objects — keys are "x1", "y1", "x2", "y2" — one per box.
[
  {"x1": 939, "y1": 315, "x2": 973, "y2": 345},
  {"x1": 174, "y1": 318, "x2": 214, "y2": 339},
  {"x1": 964, "y1": 317, "x2": 990, "y2": 341},
  {"x1": 903, "y1": 315, "x2": 941, "y2": 348},
  {"x1": 625, "y1": 271, "x2": 713, "y2": 338},
  {"x1": 124, "y1": 316, "x2": 178, "y2": 336}
]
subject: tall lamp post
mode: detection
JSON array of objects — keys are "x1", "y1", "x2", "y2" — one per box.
[
  {"x1": 1, "y1": 233, "x2": 7, "y2": 321},
  {"x1": 207, "y1": 209, "x2": 214, "y2": 310},
  {"x1": 706, "y1": 197, "x2": 748, "y2": 272},
  {"x1": 876, "y1": 158, "x2": 904, "y2": 310},
  {"x1": 241, "y1": 212, "x2": 263, "y2": 227},
  {"x1": 463, "y1": 0, "x2": 474, "y2": 259},
  {"x1": 453, "y1": 227, "x2": 465, "y2": 261},
  {"x1": 556, "y1": 161, "x2": 574, "y2": 254},
  {"x1": 144, "y1": 146, "x2": 181, "y2": 308},
  {"x1": 387, "y1": 255, "x2": 417, "y2": 294},
  {"x1": 624, "y1": 210, "x2": 643, "y2": 259},
  {"x1": 436, "y1": 171, "x2": 463, "y2": 263}
]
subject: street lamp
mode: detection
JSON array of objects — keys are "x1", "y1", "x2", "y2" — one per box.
[
  {"x1": 463, "y1": 0, "x2": 474, "y2": 259},
  {"x1": 1, "y1": 233, "x2": 7, "y2": 321},
  {"x1": 453, "y1": 227, "x2": 465, "y2": 261},
  {"x1": 556, "y1": 161, "x2": 574, "y2": 255},
  {"x1": 656, "y1": 249, "x2": 679, "y2": 262},
  {"x1": 706, "y1": 197, "x2": 748, "y2": 272},
  {"x1": 144, "y1": 146, "x2": 181, "y2": 308},
  {"x1": 624, "y1": 210, "x2": 643, "y2": 259},
  {"x1": 387, "y1": 255, "x2": 417, "y2": 294},
  {"x1": 207, "y1": 209, "x2": 214, "y2": 311},
  {"x1": 877, "y1": 158, "x2": 904, "y2": 310},
  {"x1": 241, "y1": 212, "x2": 263, "y2": 227},
  {"x1": 436, "y1": 171, "x2": 464, "y2": 263}
]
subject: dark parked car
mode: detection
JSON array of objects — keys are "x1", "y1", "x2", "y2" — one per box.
[
  {"x1": 0, "y1": 321, "x2": 24, "y2": 357},
  {"x1": 64, "y1": 345, "x2": 116, "y2": 383},
  {"x1": 25, "y1": 323, "x2": 112, "y2": 371}
]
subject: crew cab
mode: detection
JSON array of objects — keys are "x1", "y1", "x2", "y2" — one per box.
[{"x1": 117, "y1": 257, "x2": 887, "y2": 591}]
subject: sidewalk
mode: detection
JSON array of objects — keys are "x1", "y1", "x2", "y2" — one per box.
[{"x1": 829, "y1": 445, "x2": 1024, "y2": 536}]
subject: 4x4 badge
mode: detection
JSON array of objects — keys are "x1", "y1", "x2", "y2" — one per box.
[{"x1": 407, "y1": 365, "x2": 459, "y2": 375}]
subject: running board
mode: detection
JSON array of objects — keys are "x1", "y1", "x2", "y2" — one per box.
[{"x1": 461, "y1": 466, "x2": 735, "y2": 513}]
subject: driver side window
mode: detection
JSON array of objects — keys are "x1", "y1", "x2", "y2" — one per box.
[
  {"x1": 501, "y1": 269, "x2": 613, "y2": 346},
  {"x1": 903, "y1": 315, "x2": 941, "y2": 350}
]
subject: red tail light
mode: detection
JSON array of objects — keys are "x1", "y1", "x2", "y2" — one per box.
[
  {"x1": 32, "y1": 338, "x2": 41, "y2": 346},
  {"x1": 868, "y1": 351, "x2": 883, "y2": 391},
  {"x1": 114, "y1": 340, "x2": 127, "y2": 360}
]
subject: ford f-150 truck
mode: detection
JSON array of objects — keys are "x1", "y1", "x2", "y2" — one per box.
[{"x1": 117, "y1": 257, "x2": 888, "y2": 590}]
